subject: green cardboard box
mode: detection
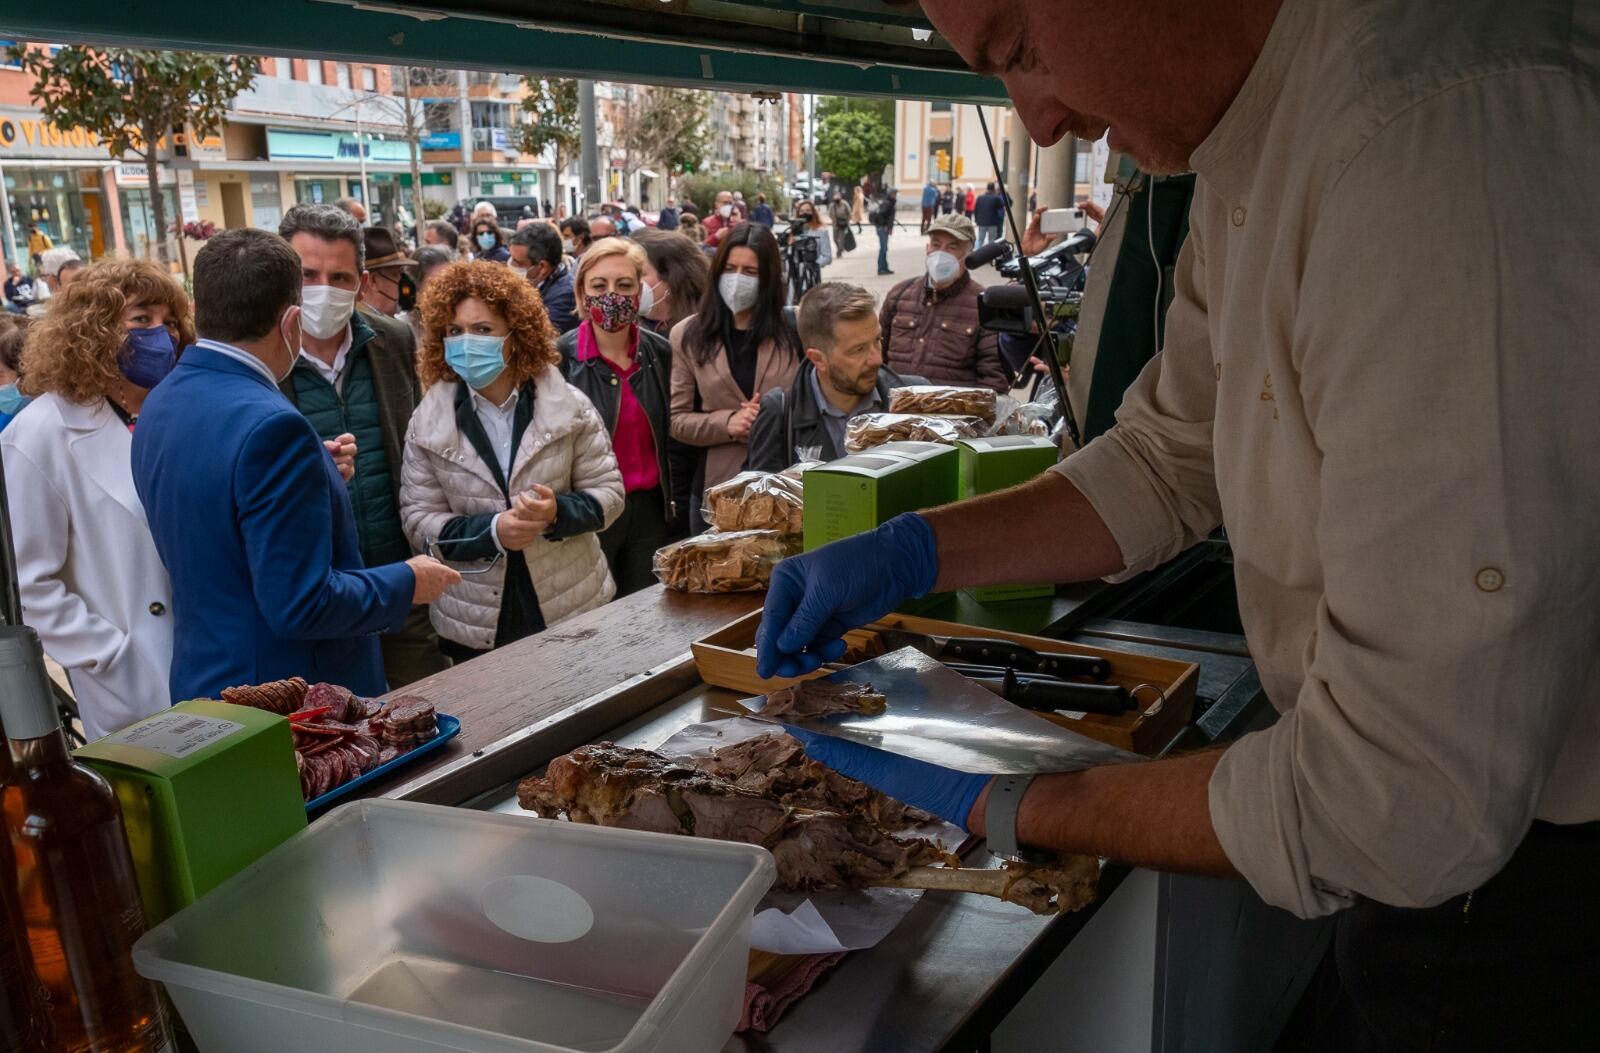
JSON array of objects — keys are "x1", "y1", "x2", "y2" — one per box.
[
  {"x1": 867, "y1": 440, "x2": 961, "y2": 502},
  {"x1": 957, "y1": 435, "x2": 1061, "y2": 602},
  {"x1": 804, "y1": 443, "x2": 960, "y2": 614},
  {"x1": 76, "y1": 699, "x2": 307, "y2": 924}
]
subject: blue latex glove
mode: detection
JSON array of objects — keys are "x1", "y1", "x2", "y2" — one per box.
[
  {"x1": 784, "y1": 725, "x2": 991, "y2": 830},
  {"x1": 756, "y1": 513, "x2": 939, "y2": 679}
]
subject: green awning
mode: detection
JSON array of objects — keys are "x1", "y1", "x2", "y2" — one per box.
[{"x1": 0, "y1": 0, "x2": 1007, "y2": 103}]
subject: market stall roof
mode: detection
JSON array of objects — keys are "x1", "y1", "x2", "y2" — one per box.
[{"x1": 0, "y1": 0, "x2": 1006, "y2": 103}]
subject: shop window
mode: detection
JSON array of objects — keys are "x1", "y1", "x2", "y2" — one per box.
[
  {"x1": 336, "y1": 63, "x2": 351, "y2": 89},
  {"x1": 0, "y1": 42, "x2": 19, "y2": 71},
  {"x1": 361, "y1": 67, "x2": 377, "y2": 92},
  {"x1": 930, "y1": 101, "x2": 952, "y2": 113}
]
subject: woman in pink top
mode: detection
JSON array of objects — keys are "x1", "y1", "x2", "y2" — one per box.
[{"x1": 557, "y1": 237, "x2": 680, "y2": 594}]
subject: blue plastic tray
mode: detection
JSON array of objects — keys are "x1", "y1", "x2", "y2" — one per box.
[{"x1": 305, "y1": 713, "x2": 461, "y2": 812}]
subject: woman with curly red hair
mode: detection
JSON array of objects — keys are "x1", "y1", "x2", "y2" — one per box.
[
  {"x1": 1, "y1": 259, "x2": 193, "y2": 738},
  {"x1": 399, "y1": 260, "x2": 624, "y2": 661}
]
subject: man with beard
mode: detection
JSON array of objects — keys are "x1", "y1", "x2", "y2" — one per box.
[
  {"x1": 761, "y1": 0, "x2": 1599, "y2": 1046},
  {"x1": 745, "y1": 282, "x2": 922, "y2": 471}
]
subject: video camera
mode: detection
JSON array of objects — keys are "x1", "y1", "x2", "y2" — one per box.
[
  {"x1": 775, "y1": 215, "x2": 820, "y2": 264},
  {"x1": 972, "y1": 228, "x2": 1096, "y2": 336}
]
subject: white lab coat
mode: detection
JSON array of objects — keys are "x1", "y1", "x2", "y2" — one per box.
[{"x1": 0, "y1": 393, "x2": 174, "y2": 739}]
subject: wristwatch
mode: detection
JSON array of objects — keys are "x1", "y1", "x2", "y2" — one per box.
[{"x1": 984, "y1": 775, "x2": 1054, "y2": 864}]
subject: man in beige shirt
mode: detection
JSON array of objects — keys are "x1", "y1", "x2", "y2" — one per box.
[{"x1": 759, "y1": 0, "x2": 1599, "y2": 1045}]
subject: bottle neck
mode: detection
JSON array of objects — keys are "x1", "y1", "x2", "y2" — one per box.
[{"x1": 8, "y1": 730, "x2": 70, "y2": 778}]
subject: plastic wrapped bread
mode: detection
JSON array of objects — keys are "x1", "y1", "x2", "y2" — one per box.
[
  {"x1": 843, "y1": 413, "x2": 988, "y2": 453},
  {"x1": 653, "y1": 530, "x2": 801, "y2": 593},
  {"x1": 703, "y1": 470, "x2": 805, "y2": 535},
  {"x1": 888, "y1": 385, "x2": 999, "y2": 424}
]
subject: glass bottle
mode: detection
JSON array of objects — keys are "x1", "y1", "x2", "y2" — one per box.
[
  {"x1": 0, "y1": 627, "x2": 171, "y2": 1052},
  {"x1": 0, "y1": 732, "x2": 48, "y2": 1053}
]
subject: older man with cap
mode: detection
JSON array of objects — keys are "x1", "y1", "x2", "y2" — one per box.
[
  {"x1": 760, "y1": 0, "x2": 1600, "y2": 1046},
  {"x1": 359, "y1": 227, "x2": 420, "y2": 321},
  {"x1": 276, "y1": 205, "x2": 449, "y2": 687},
  {"x1": 878, "y1": 212, "x2": 1007, "y2": 393}
]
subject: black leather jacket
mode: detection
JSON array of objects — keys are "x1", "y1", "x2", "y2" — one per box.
[{"x1": 558, "y1": 324, "x2": 678, "y2": 523}]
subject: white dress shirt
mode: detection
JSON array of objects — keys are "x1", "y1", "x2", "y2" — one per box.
[
  {"x1": 472, "y1": 385, "x2": 520, "y2": 554},
  {"x1": 298, "y1": 326, "x2": 354, "y2": 394},
  {"x1": 195, "y1": 338, "x2": 279, "y2": 386}
]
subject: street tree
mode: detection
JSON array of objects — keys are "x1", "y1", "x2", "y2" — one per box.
[
  {"x1": 520, "y1": 77, "x2": 582, "y2": 214},
  {"x1": 9, "y1": 44, "x2": 257, "y2": 264},
  {"x1": 814, "y1": 109, "x2": 894, "y2": 189},
  {"x1": 817, "y1": 95, "x2": 895, "y2": 127},
  {"x1": 622, "y1": 87, "x2": 711, "y2": 199}
]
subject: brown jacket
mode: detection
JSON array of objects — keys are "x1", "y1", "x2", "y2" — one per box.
[
  {"x1": 668, "y1": 314, "x2": 800, "y2": 495},
  {"x1": 879, "y1": 272, "x2": 1007, "y2": 393}
]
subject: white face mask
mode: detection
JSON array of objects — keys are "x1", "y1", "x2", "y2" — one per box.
[
  {"x1": 718, "y1": 272, "x2": 760, "y2": 314},
  {"x1": 299, "y1": 284, "x2": 357, "y2": 340},
  {"x1": 718, "y1": 203, "x2": 733, "y2": 219},
  {"x1": 925, "y1": 250, "x2": 962, "y2": 288},
  {"x1": 636, "y1": 280, "x2": 656, "y2": 319},
  {"x1": 510, "y1": 265, "x2": 529, "y2": 280},
  {"x1": 561, "y1": 238, "x2": 575, "y2": 254}
]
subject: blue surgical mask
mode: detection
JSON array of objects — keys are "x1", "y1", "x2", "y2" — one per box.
[
  {"x1": 0, "y1": 383, "x2": 29, "y2": 416},
  {"x1": 120, "y1": 325, "x2": 178, "y2": 389},
  {"x1": 444, "y1": 333, "x2": 508, "y2": 389},
  {"x1": 476, "y1": 232, "x2": 497, "y2": 251}
]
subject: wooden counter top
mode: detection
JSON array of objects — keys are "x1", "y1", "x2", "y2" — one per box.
[{"x1": 347, "y1": 588, "x2": 761, "y2": 801}]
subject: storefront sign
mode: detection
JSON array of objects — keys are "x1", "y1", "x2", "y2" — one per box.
[
  {"x1": 267, "y1": 127, "x2": 411, "y2": 165},
  {"x1": 115, "y1": 163, "x2": 177, "y2": 186},
  {"x1": 176, "y1": 169, "x2": 200, "y2": 223},
  {"x1": 0, "y1": 106, "x2": 108, "y2": 159},
  {"x1": 420, "y1": 131, "x2": 460, "y2": 151}
]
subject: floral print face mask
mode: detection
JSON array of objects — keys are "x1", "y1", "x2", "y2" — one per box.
[{"x1": 585, "y1": 290, "x2": 640, "y2": 333}]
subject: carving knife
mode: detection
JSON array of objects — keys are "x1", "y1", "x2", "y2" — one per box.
[{"x1": 877, "y1": 628, "x2": 1112, "y2": 681}]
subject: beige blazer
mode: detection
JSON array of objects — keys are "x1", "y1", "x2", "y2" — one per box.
[{"x1": 667, "y1": 313, "x2": 799, "y2": 495}]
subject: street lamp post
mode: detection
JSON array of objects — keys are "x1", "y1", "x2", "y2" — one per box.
[{"x1": 354, "y1": 100, "x2": 370, "y2": 213}]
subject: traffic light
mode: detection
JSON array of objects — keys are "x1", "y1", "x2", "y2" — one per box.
[
  {"x1": 954, "y1": 156, "x2": 964, "y2": 177},
  {"x1": 934, "y1": 149, "x2": 949, "y2": 177}
]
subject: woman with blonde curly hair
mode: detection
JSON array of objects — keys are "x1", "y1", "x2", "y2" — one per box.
[
  {"x1": 399, "y1": 260, "x2": 624, "y2": 661},
  {"x1": 1, "y1": 258, "x2": 193, "y2": 738}
]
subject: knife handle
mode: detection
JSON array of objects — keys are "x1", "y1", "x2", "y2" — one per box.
[
  {"x1": 1034, "y1": 652, "x2": 1113, "y2": 681},
  {"x1": 939, "y1": 636, "x2": 1041, "y2": 670},
  {"x1": 1008, "y1": 678, "x2": 1130, "y2": 716}
]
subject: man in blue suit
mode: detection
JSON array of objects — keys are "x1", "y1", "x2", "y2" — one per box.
[{"x1": 132, "y1": 228, "x2": 460, "y2": 702}]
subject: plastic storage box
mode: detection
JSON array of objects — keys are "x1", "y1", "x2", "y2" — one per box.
[{"x1": 133, "y1": 799, "x2": 776, "y2": 1053}]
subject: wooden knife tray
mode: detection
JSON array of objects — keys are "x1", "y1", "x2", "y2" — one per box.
[{"x1": 692, "y1": 611, "x2": 1198, "y2": 756}]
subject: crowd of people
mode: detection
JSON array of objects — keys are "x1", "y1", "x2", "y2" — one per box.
[{"x1": 0, "y1": 182, "x2": 1014, "y2": 741}]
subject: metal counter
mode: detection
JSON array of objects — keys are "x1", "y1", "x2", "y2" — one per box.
[{"x1": 388, "y1": 626, "x2": 1264, "y2": 1053}]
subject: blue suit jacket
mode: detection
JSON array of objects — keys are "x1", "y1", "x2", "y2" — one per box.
[{"x1": 131, "y1": 343, "x2": 414, "y2": 701}]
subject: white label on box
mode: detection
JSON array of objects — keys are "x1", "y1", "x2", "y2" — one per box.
[{"x1": 101, "y1": 712, "x2": 245, "y2": 759}]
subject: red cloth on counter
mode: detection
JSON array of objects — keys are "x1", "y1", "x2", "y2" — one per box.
[{"x1": 737, "y1": 952, "x2": 846, "y2": 1033}]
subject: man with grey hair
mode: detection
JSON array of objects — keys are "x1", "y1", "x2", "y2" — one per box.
[
  {"x1": 277, "y1": 204, "x2": 448, "y2": 685},
  {"x1": 763, "y1": 0, "x2": 1600, "y2": 1045},
  {"x1": 25, "y1": 247, "x2": 83, "y2": 317},
  {"x1": 745, "y1": 281, "x2": 921, "y2": 471}
]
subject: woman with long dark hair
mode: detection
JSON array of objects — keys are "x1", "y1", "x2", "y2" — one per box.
[{"x1": 668, "y1": 223, "x2": 801, "y2": 532}]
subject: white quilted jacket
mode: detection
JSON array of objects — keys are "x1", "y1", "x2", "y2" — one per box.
[{"x1": 399, "y1": 366, "x2": 624, "y2": 649}]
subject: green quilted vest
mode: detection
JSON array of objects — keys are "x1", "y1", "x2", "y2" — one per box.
[{"x1": 290, "y1": 342, "x2": 411, "y2": 568}]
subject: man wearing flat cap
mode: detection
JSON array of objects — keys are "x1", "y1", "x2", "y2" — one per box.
[
  {"x1": 277, "y1": 207, "x2": 449, "y2": 687},
  {"x1": 879, "y1": 212, "x2": 1008, "y2": 393}
]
